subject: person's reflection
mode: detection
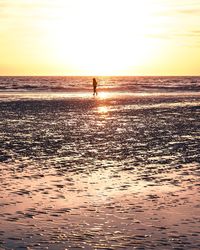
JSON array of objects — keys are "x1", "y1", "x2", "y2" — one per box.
[{"x1": 93, "y1": 78, "x2": 98, "y2": 96}]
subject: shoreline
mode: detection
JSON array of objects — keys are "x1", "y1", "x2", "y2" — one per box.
[{"x1": 0, "y1": 89, "x2": 200, "y2": 101}]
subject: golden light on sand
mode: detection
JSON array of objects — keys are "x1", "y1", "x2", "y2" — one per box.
[{"x1": 0, "y1": 0, "x2": 200, "y2": 75}]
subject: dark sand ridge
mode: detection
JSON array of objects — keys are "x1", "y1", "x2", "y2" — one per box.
[{"x1": 0, "y1": 92, "x2": 200, "y2": 249}]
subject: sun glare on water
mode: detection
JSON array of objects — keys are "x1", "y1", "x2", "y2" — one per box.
[
  {"x1": 98, "y1": 91, "x2": 112, "y2": 99},
  {"x1": 98, "y1": 106, "x2": 109, "y2": 114}
]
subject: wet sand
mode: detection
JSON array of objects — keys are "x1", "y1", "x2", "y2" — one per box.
[{"x1": 0, "y1": 92, "x2": 200, "y2": 249}]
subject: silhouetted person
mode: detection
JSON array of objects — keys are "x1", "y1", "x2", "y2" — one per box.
[{"x1": 93, "y1": 78, "x2": 97, "y2": 96}]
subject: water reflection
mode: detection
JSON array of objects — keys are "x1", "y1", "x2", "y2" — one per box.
[
  {"x1": 98, "y1": 91, "x2": 111, "y2": 99},
  {"x1": 1, "y1": 91, "x2": 200, "y2": 103},
  {"x1": 97, "y1": 106, "x2": 109, "y2": 114}
]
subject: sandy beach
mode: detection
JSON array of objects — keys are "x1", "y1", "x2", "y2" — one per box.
[{"x1": 0, "y1": 92, "x2": 200, "y2": 249}]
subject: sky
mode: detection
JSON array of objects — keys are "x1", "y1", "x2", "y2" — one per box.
[{"x1": 0, "y1": 0, "x2": 200, "y2": 76}]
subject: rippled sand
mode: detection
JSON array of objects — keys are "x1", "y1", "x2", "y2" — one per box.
[{"x1": 0, "y1": 92, "x2": 200, "y2": 249}]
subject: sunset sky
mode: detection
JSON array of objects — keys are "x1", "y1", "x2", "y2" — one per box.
[{"x1": 0, "y1": 0, "x2": 200, "y2": 76}]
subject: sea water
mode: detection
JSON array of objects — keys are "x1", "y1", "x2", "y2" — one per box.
[{"x1": 0, "y1": 76, "x2": 200, "y2": 92}]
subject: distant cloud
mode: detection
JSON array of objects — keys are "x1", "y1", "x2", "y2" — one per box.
[
  {"x1": 184, "y1": 30, "x2": 200, "y2": 37},
  {"x1": 0, "y1": 0, "x2": 65, "y2": 9},
  {"x1": 176, "y1": 9, "x2": 200, "y2": 15},
  {"x1": 0, "y1": 0, "x2": 9, "y2": 10},
  {"x1": 192, "y1": 30, "x2": 200, "y2": 34},
  {"x1": 146, "y1": 30, "x2": 200, "y2": 48},
  {"x1": 0, "y1": 0, "x2": 60, "y2": 21},
  {"x1": 147, "y1": 30, "x2": 200, "y2": 38},
  {"x1": 154, "y1": 8, "x2": 200, "y2": 17}
]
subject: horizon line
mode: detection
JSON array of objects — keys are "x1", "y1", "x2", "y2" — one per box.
[{"x1": 0, "y1": 75, "x2": 200, "y2": 77}]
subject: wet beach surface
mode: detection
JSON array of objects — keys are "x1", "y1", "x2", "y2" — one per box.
[{"x1": 0, "y1": 93, "x2": 200, "y2": 249}]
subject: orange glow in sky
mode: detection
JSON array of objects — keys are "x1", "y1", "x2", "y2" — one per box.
[{"x1": 0, "y1": 0, "x2": 200, "y2": 76}]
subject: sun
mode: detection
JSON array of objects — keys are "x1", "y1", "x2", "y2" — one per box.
[{"x1": 42, "y1": 0, "x2": 164, "y2": 75}]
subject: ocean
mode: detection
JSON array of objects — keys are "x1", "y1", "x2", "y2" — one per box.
[
  {"x1": 0, "y1": 76, "x2": 200, "y2": 249},
  {"x1": 0, "y1": 76, "x2": 200, "y2": 93}
]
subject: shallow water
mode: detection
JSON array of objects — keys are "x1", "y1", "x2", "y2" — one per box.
[{"x1": 0, "y1": 91, "x2": 200, "y2": 249}]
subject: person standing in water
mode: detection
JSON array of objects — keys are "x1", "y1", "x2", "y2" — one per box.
[{"x1": 93, "y1": 78, "x2": 97, "y2": 96}]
